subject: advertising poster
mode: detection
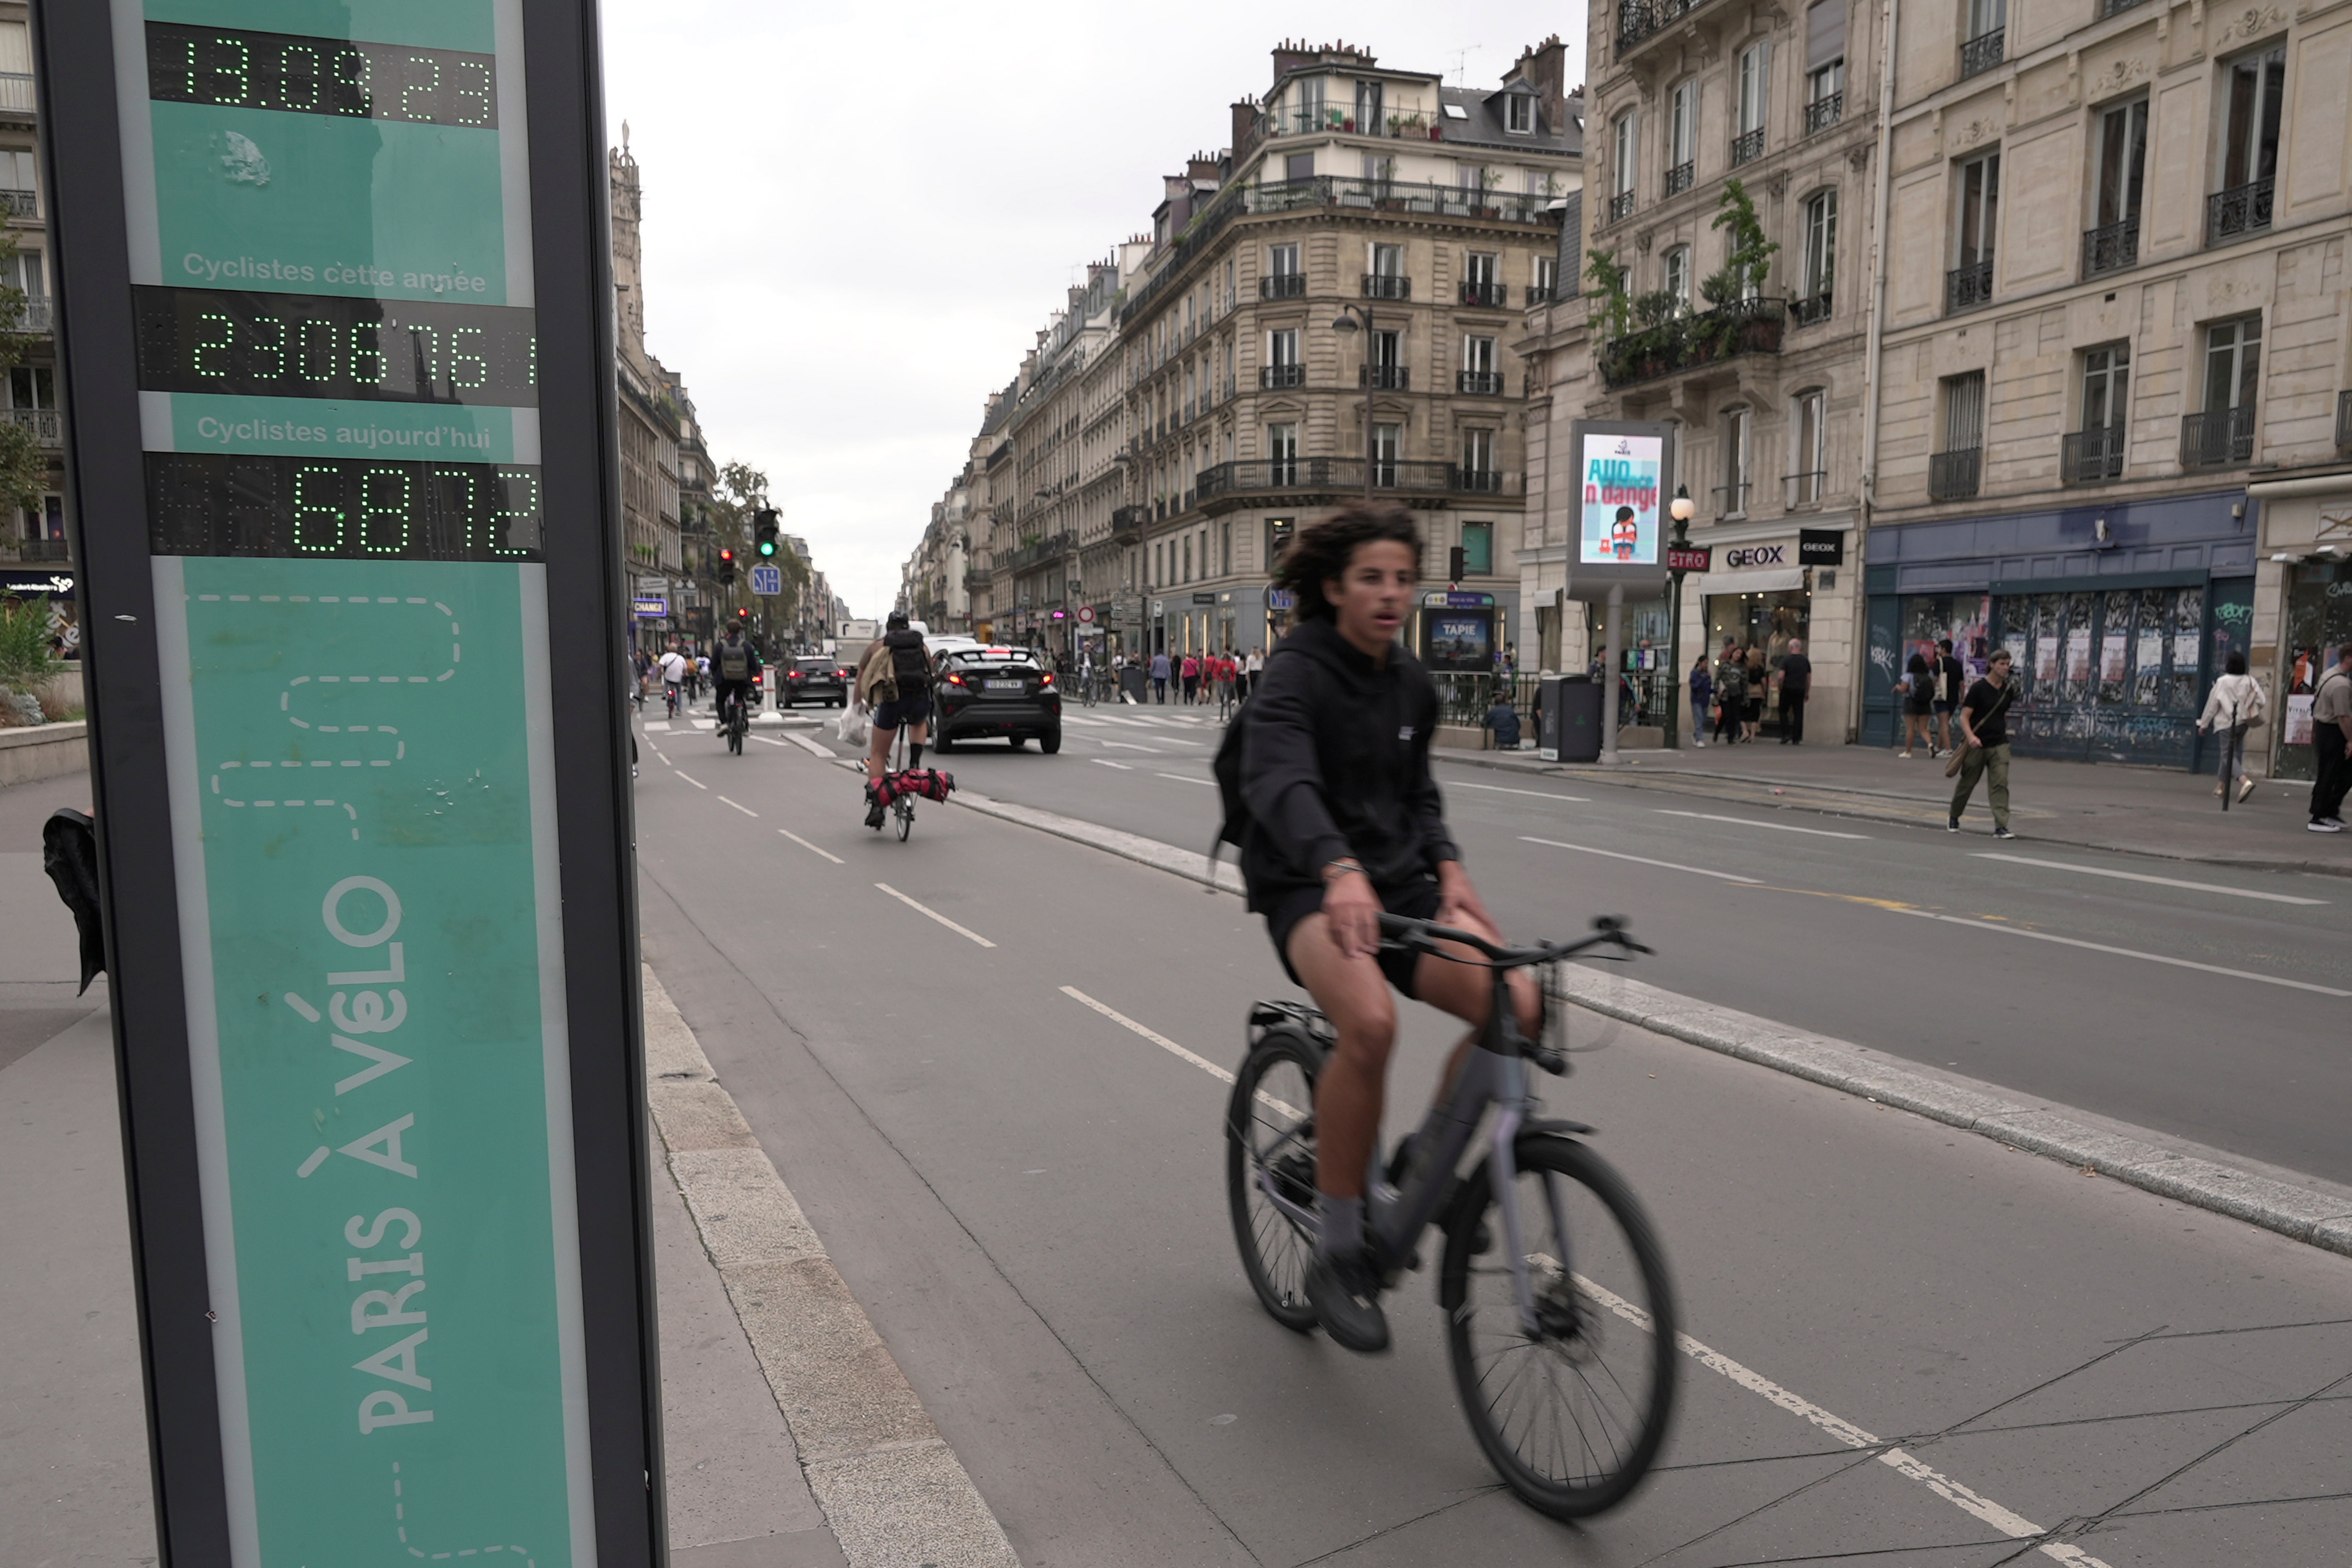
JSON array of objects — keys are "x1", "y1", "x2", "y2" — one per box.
[
  {"x1": 1578, "y1": 432, "x2": 1663, "y2": 565},
  {"x1": 2287, "y1": 693, "x2": 2315, "y2": 746},
  {"x1": 1427, "y1": 613, "x2": 1492, "y2": 669}
]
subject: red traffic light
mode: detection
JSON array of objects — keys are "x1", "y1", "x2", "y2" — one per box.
[
  {"x1": 737, "y1": 608, "x2": 749, "y2": 618},
  {"x1": 719, "y1": 548, "x2": 735, "y2": 563}
]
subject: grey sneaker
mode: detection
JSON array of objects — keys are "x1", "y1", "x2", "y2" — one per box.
[
  {"x1": 1306, "y1": 1249, "x2": 1391, "y2": 1354},
  {"x1": 1992, "y1": 826, "x2": 2017, "y2": 840}
]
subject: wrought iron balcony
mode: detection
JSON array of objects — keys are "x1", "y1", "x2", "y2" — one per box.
[
  {"x1": 0, "y1": 189, "x2": 33, "y2": 219},
  {"x1": 1790, "y1": 292, "x2": 1832, "y2": 327},
  {"x1": 2061, "y1": 426, "x2": 2126, "y2": 486},
  {"x1": 1111, "y1": 505, "x2": 1148, "y2": 545},
  {"x1": 1599, "y1": 297, "x2": 1785, "y2": 391},
  {"x1": 1002, "y1": 532, "x2": 1077, "y2": 573},
  {"x1": 1805, "y1": 93, "x2": 1844, "y2": 134},
  {"x1": 1608, "y1": 190, "x2": 1635, "y2": 221},
  {"x1": 1731, "y1": 129, "x2": 1764, "y2": 166},
  {"x1": 2082, "y1": 218, "x2": 2139, "y2": 278},
  {"x1": 1928, "y1": 448, "x2": 1982, "y2": 502},
  {"x1": 1459, "y1": 280, "x2": 1508, "y2": 308},
  {"x1": 1261, "y1": 273, "x2": 1306, "y2": 299},
  {"x1": 1454, "y1": 467, "x2": 1504, "y2": 494},
  {"x1": 1946, "y1": 259, "x2": 1994, "y2": 314},
  {"x1": 2180, "y1": 407, "x2": 2256, "y2": 469},
  {"x1": 3, "y1": 407, "x2": 60, "y2": 446},
  {"x1": 1664, "y1": 161, "x2": 1694, "y2": 196},
  {"x1": 1960, "y1": 28, "x2": 2005, "y2": 78},
  {"x1": 1244, "y1": 176, "x2": 1566, "y2": 226},
  {"x1": 2101, "y1": 0, "x2": 2153, "y2": 14},
  {"x1": 12, "y1": 298, "x2": 52, "y2": 333},
  {"x1": 1785, "y1": 470, "x2": 1828, "y2": 506},
  {"x1": 2207, "y1": 179, "x2": 2273, "y2": 245},
  {"x1": 0, "y1": 73, "x2": 32, "y2": 117},
  {"x1": 962, "y1": 568, "x2": 993, "y2": 593},
  {"x1": 1359, "y1": 364, "x2": 1409, "y2": 390},
  {"x1": 1361, "y1": 272, "x2": 1411, "y2": 300},
  {"x1": 1713, "y1": 481, "x2": 1752, "y2": 515},
  {"x1": 2339, "y1": 390, "x2": 2352, "y2": 452},
  {"x1": 1617, "y1": 0, "x2": 1724, "y2": 49},
  {"x1": 1457, "y1": 370, "x2": 1505, "y2": 395},
  {"x1": 1526, "y1": 284, "x2": 1557, "y2": 305},
  {"x1": 1196, "y1": 458, "x2": 1518, "y2": 501},
  {"x1": 1261, "y1": 364, "x2": 1305, "y2": 390}
]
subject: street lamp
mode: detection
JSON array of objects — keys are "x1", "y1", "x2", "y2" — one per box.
[
  {"x1": 1330, "y1": 305, "x2": 1377, "y2": 500},
  {"x1": 1665, "y1": 485, "x2": 1697, "y2": 750}
]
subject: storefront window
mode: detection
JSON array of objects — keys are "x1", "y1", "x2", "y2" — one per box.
[
  {"x1": 1993, "y1": 584, "x2": 2204, "y2": 766},
  {"x1": 2280, "y1": 562, "x2": 2352, "y2": 778}
]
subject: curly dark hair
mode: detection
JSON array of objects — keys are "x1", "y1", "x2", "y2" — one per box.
[{"x1": 1271, "y1": 501, "x2": 1423, "y2": 621}]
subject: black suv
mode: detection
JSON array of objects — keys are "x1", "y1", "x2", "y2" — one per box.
[
  {"x1": 931, "y1": 647, "x2": 1061, "y2": 753},
  {"x1": 781, "y1": 655, "x2": 849, "y2": 708}
]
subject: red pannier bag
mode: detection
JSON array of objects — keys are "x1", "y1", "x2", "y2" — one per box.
[{"x1": 891, "y1": 767, "x2": 956, "y2": 802}]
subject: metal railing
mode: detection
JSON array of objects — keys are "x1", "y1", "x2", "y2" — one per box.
[
  {"x1": 1261, "y1": 273, "x2": 1305, "y2": 299},
  {"x1": 1457, "y1": 370, "x2": 1505, "y2": 395},
  {"x1": 1731, "y1": 129, "x2": 1764, "y2": 166},
  {"x1": 2179, "y1": 407, "x2": 2256, "y2": 469},
  {"x1": 1790, "y1": 292, "x2": 1832, "y2": 326},
  {"x1": 1361, "y1": 272, "x2": 1411, "y2": 299},
  {"x1": 1195, "y1": 458, "x2": 1518, "y2": 500},
  {"x1": 1929, "y1": 448, "x2": 1983, "y2": 501},
  {"x1": 1609, "y1": 189, "x2": 1636, "y2": 221},
  {"x1": 2101, "y1": 0, "x2": 2153, "y2": 14},
  {"x1": 1785, "y1": 470, "x2": 1828, "y2": 506},
  {"x1": 2061, "y1": 426, "x2": 2126, "y2": 486},
  {"x1": 1250, "y1": 102, "x2": 1450, "y2": 143},
  {"x1": 1526, "y1": 283, "x2": 1557, "y2": 305},
  {"x1": 1001, "y1": 532, "x2": 1077, "y2": 573},
  {"x1": 1713, "y1": 481, "x2": 1752, "y2": 515},
  {"x1": 1260, "y1": 364, "x2": 1305, "y2": 389},
  {"x1": 1430, "y1": 671, "x2": 1548, "y2": 730},
  {"x1": 15, "y1": 538, "x2": 67, "y2": 563},
  {"x1": 1599, "y1": 296, "x2": 1786, "y2": 390},
  {"x1": 1456, "y1": 468, "x2": 1504, "y2": 494},
  {"x1": 1244, "y1": 176, "x2": 1564, "y2": 227},
  {"x1": 2207, "y1": 179, "x2": 2273, "y2": 244},
  {"x1": 2339, "y1": 389, "x2": 2352, "y2": 452},
  {"x1": 3, "y1": 408, "x2": 60, "y2": 445},
  {"x1": 1459, "y1": 280, "x2": 1508, "y2": 308},
  {"x1": 1665, "y1": 161, "x2": 1694, "y2": 195},
  {"x1": 1111, "y1": 505, "x2": 1148, "y2": 544},
  {"x1": 1617, "y1": 0, "x2": 1725, "y2": 49},
  {"x1": 1946, "y1": 258, "x2": 1994, "y2": 313},
  {"x1": 1960, "y1": 28, "x2": 2005, "y2": 78},
  {"x1": 1359, "y1": 364, "x2": 1409, "y2": 389},
  {"x1": 0, "y1": 74, "x2": 32, "y2": 116},
  {"x1": 1805, "y1": 93, "x2": 1844, "y2": 134},
  {"x1": 2082, "y1": 217, "x2": 2139, "y2": 277},
  {"x1": 0, "y1": 189, "x2": 33, "y2": 220}
]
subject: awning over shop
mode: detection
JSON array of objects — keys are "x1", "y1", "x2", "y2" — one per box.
[{"x1": 1699, "y1": 566, "x2": 1804, "y2": 595}]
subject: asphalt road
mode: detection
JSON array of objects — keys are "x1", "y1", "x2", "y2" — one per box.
[
  {"x1": 632, "y1": 711, "x2": 2352, "y2": 1567},
  {"x1": 665, "y1": 696, "x2": 2352, "y2": 1190}
]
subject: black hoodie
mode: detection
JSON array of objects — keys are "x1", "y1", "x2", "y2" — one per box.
[{"x1": 1238, "y1": 616, "x2": 1459, "y2": 911}]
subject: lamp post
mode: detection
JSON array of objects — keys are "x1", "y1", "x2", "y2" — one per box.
[
  {"x1": 1665, "y1": 485, "x2": 1696, "y2": 749},
  {"x1": 1329, "y1": 305, "x2": 1377, "y2": 500}
]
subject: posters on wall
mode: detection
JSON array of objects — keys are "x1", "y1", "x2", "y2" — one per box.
[{"x1": 1578, "y1": 432, "x2": 1663, "y2": 565}]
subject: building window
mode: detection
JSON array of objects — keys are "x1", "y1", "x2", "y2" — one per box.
[
  {"x1": 1460, "y1": 333, "x2": 1501, "y2": 394},
  {"x1": 1463, "y1": 250, "x2": 1503, "y2": 307},
  {"x1": 1961, "y1": 0, "x2": 2006, "y2": 78},
  {"x1": 1506, "y1": 93, "x2": 1535, "y2": 134},
  {"x1": 2065, "y1": 343, "x2": 2130, "y2": 484},
  {"x1": 1663, "y1": 245, "x2": 1691, "y2": 308},
  {"x1": 1263, "y1": 327, "x2": 1301, "y2": 389},
  {"x1": 1532, "y1": 255, "x2": 1557, "y2": 303},
  {"x1": 1791, "y1": 390, "x2": 1826, "y2": 504},
  {"x1": 1949, "y1": 151, "x2": 1999, "y2": 312},
  {"x1": 1182, "y1": 536, "x2": 1192, "y2": 583},
  {"x1": 1267, "y1": 517, "x2": 1295, "y2": 568},
  {"x1": 1932, "y1": 372, "x2": 1986, "y2": 500},
  {"x1": 1267, "y1": 422, "x2": 1298, "y2": 485},
  {"x1": 2087, "y1": 97, "x2": 2148, "y2": 275},
  {"x1": 1666, "y1": 81, "x2": 1696, "y2": 192},
  {"x1": 1462, "y1": 334, "x2": 1497, "y2": 374},
  {"x1": 1355, "y1": 79, "x2": 1384, "y2": 133},
  {"x1": 1459, "y1": 428, "x2": 1497, "y2": 490},
  {"x1": 1719, "y1": 406, "x2": 1752, "y2": 515},
  {"x1": 1372, "y1": 422, "x2": 1402, "y2": 486},
  {"x1": 2212, "y1": 44, "x2": 2284, "y2": 243},
  {"x1": 2184, "y1": 316, "x2": 2261, "y2": 467},
  {"x1": 1734, "y1": 42, "x2": 1768, "y2": 165},
  {"x1": 1285, "y1": 151, "x2": 1315, "y2": 183},
  {"x1": 1796, "y1": 190, "x2": 1836, "y2": 323},
  {"x1": 1805, "y1": 1, "x2": 1846, "y2": 131},
  {"x1": 1461, "y1": 521, "x2": 1494, "y2": 575},
  {"x1": 1612, "y1": 111, "x2": 1638, "y2": 220}
]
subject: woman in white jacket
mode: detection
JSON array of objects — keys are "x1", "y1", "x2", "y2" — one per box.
[{"x1": 2196, "y1": 651, "x2": 2267, "y2": 803}]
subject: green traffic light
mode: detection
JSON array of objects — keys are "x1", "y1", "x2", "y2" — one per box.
[{"x1": 757, "y1": 540, "x2": 776, "y2": 556}]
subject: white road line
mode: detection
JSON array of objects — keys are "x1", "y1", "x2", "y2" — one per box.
[
  {"x1": 718, "y1": 795, "x2": 758, "y2": 818},
  {"x1": 1891, "y1": 908, "x2": 2351, "y2": 996},
  {"x1": 1971, "y1": 852, "x2": 2327, "y2": 906},
  {"x1": 1572, "y1": 1277, "x2": 2116, "y2": 1568},
  {"x1": 786, "y1": 733, "x2": 833, "y2": 758},
  {"x1": 641, "y1": 720, "x2": 671, "y2": 732},
  {"x1": 1091, "y1": 759, "x2": 1134, "y2": 771},
  {"x1": 1099, "y1": 740, "x2": 1165, "y2": 753},
  {"x1": 778, "y1": 828, "x2": 843, "y2": 864},
  {"x1": 674, "y1": 771, "x2": 708, "y2": 791},
  {"x1": 1062, "y1": 715, "x2": 1114, "y2": 727},
  {"x1": 1521, "y1": 836, "x2": 1761, "y2": 883},
  {"x1": 1144, "y1": 736, "x2": 1205, "y2": 748},
  {"x1": 1058, "y1": 987, "x2": 1304, "y2": 1120},
  {"x1": 874, "y1": 883, "x2": 996, "y2": 947},
  {"x1": 1449, "y1": 780, "x2": 1592, "y2": 803},
  {"x1": 1156, "y1": 773, "x2": 1214, "y2": 787},
  {"x1": 751, "y1": 734, "x2": 791, "y2": 747},
  {"x1": 1655, "y1": 809, "x2": 1871, "y2": 840}
]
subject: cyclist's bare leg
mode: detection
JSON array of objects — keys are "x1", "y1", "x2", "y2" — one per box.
[
  {"x1": 865, "y1": 720, "x2": 895, "y2": 783},
  {"x1": 1407, "y1": 909, "x2": 1544, "y2": 1102},
  {"x1": 1284, "y1": 914, "x2": 1395, "y2": 1202}
]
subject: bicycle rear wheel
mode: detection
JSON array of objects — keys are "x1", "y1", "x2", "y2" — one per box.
[
  {"x1": 1440, "y1": 1134, "x2": 1679, "y2": 1519},
  {"x1": 1224, "y1": 1030, "x2": 1321, "y2": 1332}
]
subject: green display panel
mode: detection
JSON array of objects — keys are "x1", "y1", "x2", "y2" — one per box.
[{"x1": 115, "y1": 2, "x2": 594, "y2": 1563}]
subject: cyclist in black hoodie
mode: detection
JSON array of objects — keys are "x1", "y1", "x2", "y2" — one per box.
[{"x1": 1239, "y1": 502, "x2": 1539, "y2": 1354}]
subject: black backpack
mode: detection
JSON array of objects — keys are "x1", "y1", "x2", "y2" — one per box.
[{"x1": 1209, "y1": 646, "x2": 1287, "y2": 880}]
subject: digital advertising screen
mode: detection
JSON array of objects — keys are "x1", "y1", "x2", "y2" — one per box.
[{"x1": 1578, "y1": 431, "x2": 1664, "y2": 566}]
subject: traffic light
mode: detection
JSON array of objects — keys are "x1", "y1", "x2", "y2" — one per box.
[
  {"x1": 753, "y1": 507, "x2": 779, "y2": 558},
  {"x1": 1448, "y1": 545, "x2": 1466, "y2": 585},
  {"x1": 717, "y1": 547, "x2": 736, "y2": 585}
]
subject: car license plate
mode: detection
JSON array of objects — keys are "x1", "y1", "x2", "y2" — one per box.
[{"x1": 985, "y1": 679, "x2": 1025, "y2": 691}]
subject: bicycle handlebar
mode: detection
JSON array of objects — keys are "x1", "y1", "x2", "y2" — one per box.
[{"x1": 1374, "y1": 912, "x2": 1652, "y2": 966}]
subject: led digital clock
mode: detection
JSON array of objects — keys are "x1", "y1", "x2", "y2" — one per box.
[
  {"x1": 135, "y1": 288, "x2": 537, "y2": 405},
  {"x1": 147, "y1": 22, "x2": 498, "y2": 129},
  {"x1": 147, "y1": 453, "x2": 543, "y2": 561}
]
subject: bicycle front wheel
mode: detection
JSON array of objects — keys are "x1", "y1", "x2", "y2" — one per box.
[
  {"x1": 1223, "y1": 1030, "x2": 1321, "y2": 1332},
  {"x1": 894, "y1": 797, "x2": 913, "y2": 841},
  {"x1": 1441, "y1": 1134, "x2": 1679, "y2": 1519}
]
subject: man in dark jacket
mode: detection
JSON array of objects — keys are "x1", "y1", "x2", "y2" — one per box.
[
  {"x1": 1238, "y1": 502, "x2": 1537, "y2": 1354},
  {"x1": 1775, "y1": 638, "x2": 1812, "y2": 744}
]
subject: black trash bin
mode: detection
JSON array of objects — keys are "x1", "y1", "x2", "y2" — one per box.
[{"x1": 1540, "y1": 675, "x2": 1602, "y2": 763}]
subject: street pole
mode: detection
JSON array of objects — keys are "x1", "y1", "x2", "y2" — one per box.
[
  {"x1": 1666, "y1": 486, "x2": 1696, "y2": 750},
  {"x1": 1363, "y1": 302, "x2": 1376, "y2": 501},
  {"x1": 1599, "y1": 581, "x2": 1624, "y2": 766}
]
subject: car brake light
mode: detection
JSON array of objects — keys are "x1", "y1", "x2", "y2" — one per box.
[
  {"x1": 946, "y1": 672, "x2": 965, "y2": 686},
  {"x1": 1039, "y1": 671, "x2": 1054, "y2": 686}
]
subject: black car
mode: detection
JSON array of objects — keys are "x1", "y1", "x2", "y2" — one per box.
[
  {"x1": 931, "y1": 647, "x2": 1061, "y2": 753},
  {"x1": 781, "y1": 655, "x2": 850, "y2": 708}
]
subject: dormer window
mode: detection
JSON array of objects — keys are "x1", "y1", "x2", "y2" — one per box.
[
  {"x1": 1443, "y1": 102, "x2": 1469, "y2": 121},
  {"x1": 1506, "y1": 93, "x2": 1535, "y2": 134}
]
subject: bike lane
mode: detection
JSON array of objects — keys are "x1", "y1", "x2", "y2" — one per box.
[{"x1": 633, "y1": 733, "x2": 2352, "y2": 1566}]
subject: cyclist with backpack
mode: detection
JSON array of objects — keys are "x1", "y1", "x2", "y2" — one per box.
[
  {"x1": 857, "y1": 610, "x2": 933, "y2": 828},
  {"x1": 710, "y1": 624, "x2": 762, "y2": 736},
  {"x1": 1216, "y1": 501, "x2": 1539, "y2": 1354}
]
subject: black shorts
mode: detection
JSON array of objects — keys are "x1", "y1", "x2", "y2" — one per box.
[
  {"x1": 873, "y1": 693, "x2": 931, "y2": 730},
  {"x1": 1266, "y1": 877, "x2": 1443, "y2": 998}
]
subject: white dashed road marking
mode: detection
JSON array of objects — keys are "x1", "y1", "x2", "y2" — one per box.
[
  {"x1": 778, "y1": 829, "x2": 843, "y2": 864},
  {"x1": 1891, "y1": 907, "x2": 2351, "y2": 996},
  {"x1": 1521, "y1": 836, "x2": 1762, "y2": 883},
  {"x1": 718, "y1": 796, "x2": 758, "y2": 818},
  {"x1": 1654, "y1": 809, "x2": 1871, "y2": 839},
  {"x1": 875, "y1": 884, "x2": 995, "y2": 947},
  {"x1": 1449, "y1": 781, "x2": 1592, "y2": 803},
  {"x1": 1971, "y1": 852, "x2": 2327, "y2": 905}
]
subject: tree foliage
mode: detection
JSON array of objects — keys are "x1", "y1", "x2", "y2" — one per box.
[{"x1": 0, "y1": 236, "x2": 48, "y2": 517}]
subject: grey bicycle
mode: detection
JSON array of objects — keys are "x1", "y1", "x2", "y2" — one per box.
[{"x1": 1225, "y1": 913, "x2": 1679, "y2": 1519}]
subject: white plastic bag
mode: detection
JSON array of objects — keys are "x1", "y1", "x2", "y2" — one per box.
[{"x1": 835, "y1": 702, "x2": 870, "y2": 748}]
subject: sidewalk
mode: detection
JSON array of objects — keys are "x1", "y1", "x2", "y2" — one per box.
[{"x1": 1439, "y1": 735, "x2": 2352, "y2": 875}]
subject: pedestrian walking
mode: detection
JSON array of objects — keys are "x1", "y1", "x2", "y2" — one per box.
[
  {"x1": 1150, "y1": 650, "x2": 1171, "y2": 703},
  {"x1": 2306, "y1": 646, "x2": 2352, "y2": 832},
  {"x1": 1899, "y1": 650, "x2": 1934, "y2": 757},
  {"x1": 1742, "y1": 645, "x2": 1767, "y2": 742},
  {"x1": 1244, "y1": 646, "x2": 1263, "y2": 700},
  {"x1": 1931, "y1": 639, "x2": 1966, "y2": 756},
  {"x1": 1688, "y1": 655, "x2": 1713, "y2": 748},
  {"x1": 1713, "y1": 645, "x2": 1746, "y2": 744},
  {"x1": 1947, "y1": 649, "x2": 2018, "y2": 838},
  {"x1": 1777, "y1": 638, "x2": 1812, "y2": 744},
  {"x1": 2195, "y1": 651, "x2": 2266, "y2": 805}
]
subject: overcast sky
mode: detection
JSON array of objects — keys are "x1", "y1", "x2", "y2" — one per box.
[{"x1": 599, "y1": 2, "x2": 1588, "y2": 617}]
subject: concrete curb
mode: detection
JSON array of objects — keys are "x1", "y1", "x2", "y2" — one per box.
[
  {"x1": 642, "y1": 967, "x2": 1022, "y2": 1568},
  {"x1": 935, "y1": 788, "x2": 2352, "y2": 1261}
]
